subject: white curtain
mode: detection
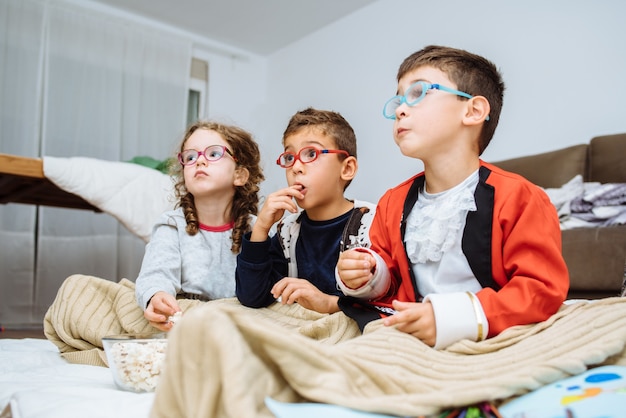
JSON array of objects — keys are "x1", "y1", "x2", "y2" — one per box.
[
  {"x1": 0, "y1": 0, "x2": 192, "y2": 327},
  {"x1": 0, "y1": 0, "x2": 45, "y2": 327}
]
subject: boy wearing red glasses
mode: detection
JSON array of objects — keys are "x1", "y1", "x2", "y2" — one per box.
[
  {"x1": 336, "y1": 45, "x2": 569, "y2": 349},
  {"x1": 236, "y1": 107, "x2": 375, "y2": 314}
]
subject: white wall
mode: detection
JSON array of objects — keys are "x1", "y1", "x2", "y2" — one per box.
[
  {"x1": 193, "y1": 46, "x2": 268, "y2": 141},
  {"x1": 262, "y1": 0, "x2": 626, "y2": 204}
]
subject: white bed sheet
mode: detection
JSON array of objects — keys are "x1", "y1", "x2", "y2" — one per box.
[{"x1": 0, "y1": 339, "x2": 153, "y2": 418}]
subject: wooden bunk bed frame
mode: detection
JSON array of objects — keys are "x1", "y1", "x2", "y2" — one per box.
[{"x1": 0, "y1": 153, "x2": 100, "y2": 211}]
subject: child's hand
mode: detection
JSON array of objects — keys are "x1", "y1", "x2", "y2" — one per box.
[
  {"x1": 336, "y1": 248, "x2": 375, "y2": 290},
  {"x1": 144, "y1": 291, "x2": 181, "y2": 332},
  {"x1": 271, "y1": 277, "x2": 340, "y2": 314},
  {"x1": 383, "y1": 300, "x2": 436, "y2": 347},
  {"x1": 251, "y1": 185, "x2": 304, "y2": 241}
]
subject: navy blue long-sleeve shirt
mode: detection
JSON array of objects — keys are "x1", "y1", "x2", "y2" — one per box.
[{"x1": 235, "y1": 209, "x2": 353, "y2": 308}]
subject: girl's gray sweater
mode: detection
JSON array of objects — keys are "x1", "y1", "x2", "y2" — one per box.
[{"x1": 135, "y1": 207, "x2": 245, "y2": 310}]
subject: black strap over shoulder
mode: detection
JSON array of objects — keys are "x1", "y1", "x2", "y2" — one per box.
[{"x1": 340, "y1": 205, "x2": 373, "y2": 251}]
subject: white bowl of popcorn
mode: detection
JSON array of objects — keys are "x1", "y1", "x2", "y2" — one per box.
[{"x1": 102, "y1": 333, "x2": 168, "y2": 393}]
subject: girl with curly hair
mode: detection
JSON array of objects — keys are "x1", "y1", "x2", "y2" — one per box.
[{"x1": 136, "y1": 120, "x2": 264, "y2": 331}]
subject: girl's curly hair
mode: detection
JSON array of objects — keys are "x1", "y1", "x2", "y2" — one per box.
[{"x1": 170, "y1": 120, "x2": 264, "y2": 253}]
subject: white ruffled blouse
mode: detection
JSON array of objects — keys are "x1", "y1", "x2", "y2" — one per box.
[{"x1": 405, "y1": 171, "x2": 479, "y2": 264}]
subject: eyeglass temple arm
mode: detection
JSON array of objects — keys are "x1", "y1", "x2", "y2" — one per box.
[
  {"x1": 432, "y1": 84, "x2": 473, "y2": 100},
  {"x1": 320, "y1": 149, "x2": 349, "y2": 157},
  {"x1": 432, "y1": 84, "x2": 490, "y2": 121}
]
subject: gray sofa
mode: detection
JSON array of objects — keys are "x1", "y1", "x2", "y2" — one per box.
[{"x1": 493, "y1": 133, "x2": 626, "y2": 299}]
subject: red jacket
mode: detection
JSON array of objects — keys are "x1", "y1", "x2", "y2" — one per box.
[{"x1": 339, "y1": 162, "x2": 569, "y2": 337}]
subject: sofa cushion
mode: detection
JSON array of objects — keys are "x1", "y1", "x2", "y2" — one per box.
[
  {"x1": 492, "y1": 144, "x2": 588, "y2": 189},
  {"x1": 563, "y1": 225, "x2": 626, "y2": 296},
  {"x1": 588, "y1": 133, "x2": 626, "y2": 184}
]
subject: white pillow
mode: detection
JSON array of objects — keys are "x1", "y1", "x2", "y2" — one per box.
[{"x1": 43, "y1": 156, "x2": 176, "y2": 242}]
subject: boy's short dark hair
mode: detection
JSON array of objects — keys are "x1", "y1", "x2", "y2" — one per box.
[
  {"x1": 398, "y1": 45, "x2": 505, "y2": 154},
  {"x1": 282, "y1": 107, "x2": 357, "y2": 159}
]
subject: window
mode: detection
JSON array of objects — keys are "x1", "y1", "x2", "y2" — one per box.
[{"x1": 187, "y1": 58, "x2": 208, "y2": 126}]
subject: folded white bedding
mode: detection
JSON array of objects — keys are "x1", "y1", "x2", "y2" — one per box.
[
  {"x1": 43, "y1": 156, "x2": 176, "y2": 242},
  {"x1": 542, "y1": 174, "x2": 626, "y2": 229},
  {"x1": 0, "y1": 339, "x2": 153, "y2": 418}
]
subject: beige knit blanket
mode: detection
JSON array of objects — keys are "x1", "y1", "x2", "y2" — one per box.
[
  {"x1": 43, "y1": 274, "x2": 626, "y2": 416},
  {"x1": 43, "y1": 274, "x2": 203, "y2": 366},
  {"x1": 150, "y1": 297, "x2": 626, "y2": 418}
]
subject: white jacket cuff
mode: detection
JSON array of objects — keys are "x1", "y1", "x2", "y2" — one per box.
[
  {"x1": 424, "y1": 291, "x2": 489, "y2": 350},
  {"x1": 335, "y1": 248, "x2": 390, "y2": 300}
]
